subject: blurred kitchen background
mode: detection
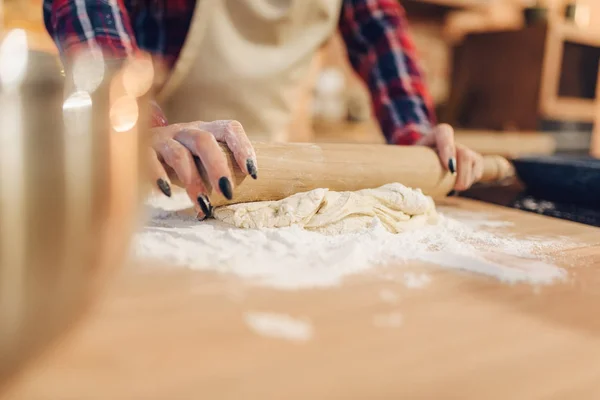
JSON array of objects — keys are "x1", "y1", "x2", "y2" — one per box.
[
  {"x1": 3, "y1": 0, "x2": 600, "y2": 155},
  {"x1": 311, "y1": 0, "x2": 600, "y2": 158}
]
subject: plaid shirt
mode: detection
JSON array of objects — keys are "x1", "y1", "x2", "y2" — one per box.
[{"x1": 44, "y1": 0, "x2": 436, "y2": 144}]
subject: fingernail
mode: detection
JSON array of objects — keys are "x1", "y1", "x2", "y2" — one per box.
[
  {"x1": 448, "y1": 158, "x2": 457, "y2": 175},
  {"x1": 219, "y1": 177, "x2": 233, "y2": 200},
  {"x1": 246, "y1": 158, "x2": 258, "y2": 180},
  {"x1": 197, "y1": 195, "x2": 212, "y2": 220},
  {"x1": 157, "y1": 179, "x2": 171, "y2": 197}
]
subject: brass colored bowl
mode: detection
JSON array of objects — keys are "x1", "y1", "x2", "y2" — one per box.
[{"x1": 0, "y1": 31, "x2": 150, "y2": 389}]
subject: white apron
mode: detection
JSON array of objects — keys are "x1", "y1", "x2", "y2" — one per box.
[{"x1": 157, "y1": 0, "x2": 342, "y2": 142}]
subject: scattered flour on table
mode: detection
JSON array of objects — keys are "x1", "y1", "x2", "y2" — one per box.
[
  {"x1": 403, "y1": 272, "x2": 432, "y2": 289},
  {"x1": 373, "y1": 312, "x2": 404, "y2": 328},
  {"x1": 379, "y1": 289, "x2": 399, "y2": 303},
  {"x1": 134, "y1": 193, "x2": 571, "y2": 290},
  {"x1": 244, "y1": 312, "x2": 313, "y2": 342}
]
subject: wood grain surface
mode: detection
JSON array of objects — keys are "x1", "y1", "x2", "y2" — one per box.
[
  {"x1": 313, "y1": 122, "x2": 557, "y2": 158},
  {"x1": 6, "y1": 199, "x2": 600, "y2": 400}
]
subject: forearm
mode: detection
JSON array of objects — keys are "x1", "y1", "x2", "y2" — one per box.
[
  {"x1": 151, "y1": 101, "x2": 169, "y2": 127},
  {"x1": 44, "y1": 0, "x2": 167, "y2": 127},
  {"x1": 44, "y1": 0, "x2": 137, "y2": 59},
  {"x1": 339, "y1": 0, "x2": 436, "y2": 145}
]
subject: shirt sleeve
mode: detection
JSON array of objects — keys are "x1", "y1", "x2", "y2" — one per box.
[
  {"x1": 43, "y1": 0, "x2": 138, "y2": 59},
  {"x1": 339, "y1": 0, "x2": 437, "y2": 145},
  {"x1": 43, "y1": 0, "x2": 169, "y2": 127}
]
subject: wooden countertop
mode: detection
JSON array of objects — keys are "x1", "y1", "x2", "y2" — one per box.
[
  {"x1": 313, "y1": 121, "x2": 557, "y2": 158},
  {"x1": 404, "y1": 0, "x2": 488, "y2": 11},
  {"x1": 7, "y1": 199, "x2": 600, "y2": 400}
]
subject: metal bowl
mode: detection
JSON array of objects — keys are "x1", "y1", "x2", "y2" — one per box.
[{"x1": 0, "y1": 31, "x2": 150, "y2": 388}]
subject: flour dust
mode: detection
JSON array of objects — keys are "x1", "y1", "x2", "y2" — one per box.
[
  {"x1": 244, "y1": 312, "x2": 313, "y2": 342},
  {"x1": 372, "y1": 312, "x2": 404, "y2": 328},
  {"x1": 379, "y1": 289, "x2": 400, "y2": 304},
  {"x1": 134, "y1": 193, "x2": 571, "y2": 290}
]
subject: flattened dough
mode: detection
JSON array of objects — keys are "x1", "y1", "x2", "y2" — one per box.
[{"x1": 213, "y1": 183, "x2": 438, "y2": 235}]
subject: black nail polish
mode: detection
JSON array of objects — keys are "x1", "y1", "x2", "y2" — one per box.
[
  {"x1": 157, "y1": 179, "x2": 171, "y2": 197},
  {"x1": 246, "y1": 158, "x2": 258, "y2": 180},
  {"x1": 197, "y1": 212, "x2": 208, "y2": 221},
  {"x1": 448, "y1": 158, "x2": 457, "y2": 175},
  {"x1": 219, "y1": 177, "x2": 233, "y2": 200},
  {"x1": 197, "y1": 195, "x2": 212, "y2": 219}
]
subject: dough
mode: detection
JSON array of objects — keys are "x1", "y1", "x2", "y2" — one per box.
[{"x1": 213, "y1": 183, "x2": 438, "y2": 235}]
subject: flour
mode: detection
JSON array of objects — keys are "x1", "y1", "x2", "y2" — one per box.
[
  {"x1": 379, "y1": 289, "x2": 399, "y2": 303},
  {"x1": 403, "y1": 273, "x2": 432, "y2": 288},
  {"x1": 134, "y1": 193, "x2": 570, "y2": 290},
  {"x1": 244, "y1": 312, "x2": 313, "y2": 342},
  {"x1": 373, "y1": 312, "x2": 404, "y2": 328}
]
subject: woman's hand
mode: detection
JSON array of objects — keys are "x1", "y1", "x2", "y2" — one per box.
[
  {"x1": 416, "y1": 124, "x2": 483, "y2": 192},
  {"x1": 150, "y1": 120, "x2": 257, "y2": 219}
]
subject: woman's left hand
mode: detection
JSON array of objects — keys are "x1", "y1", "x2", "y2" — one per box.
[{"x1": 416, "y1": 124, "x2": 484, "y2": 191}]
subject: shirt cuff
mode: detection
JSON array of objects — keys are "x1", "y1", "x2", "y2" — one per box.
[{"x1": 389, "y1": 123, "x2": 432, "y2": 145}]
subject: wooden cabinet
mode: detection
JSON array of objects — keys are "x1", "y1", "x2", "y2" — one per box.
[{"x1": 445, "y1": 22, "x2": 600, "y2": 132}]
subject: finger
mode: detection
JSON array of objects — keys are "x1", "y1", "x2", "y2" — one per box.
[
  {"x1": 454, "y1": 149, "x2": 473, "y2": 192},
  {"x1": 174, "y1": 128, "x2": 234, "y2": 200},
  {"x1": 156, "y1": 139, "x2": 212, "y2": 220},
  {"x1": 148, "y1": 148, "x2": 172, "y2": 197},
  {"x1": 198, "y1": 120, "x2": 258, "y2": 179},
  {"x1": 433, "y1": 124, "x2": 457, "y2": 174},
  {"x1": 472, "y1": 153, "x2": 484, "y2": 183}
]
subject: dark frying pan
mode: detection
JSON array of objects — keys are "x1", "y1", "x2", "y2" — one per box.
[{"x1": 512, "y1": 155, "x2": 600, "y2": 209}]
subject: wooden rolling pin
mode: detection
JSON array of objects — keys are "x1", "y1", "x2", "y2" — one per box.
[{"x1": 178, "y1": 142, "x2": 515, "y2": 207}]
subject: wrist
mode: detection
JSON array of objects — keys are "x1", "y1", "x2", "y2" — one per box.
[{"x1": 150, "y1": 100, "x2": 168, "y2": 127}]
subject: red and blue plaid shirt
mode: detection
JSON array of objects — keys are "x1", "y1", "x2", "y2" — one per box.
[{"x1": 43, "y1": 0, "x2": 436, "y2": 144}]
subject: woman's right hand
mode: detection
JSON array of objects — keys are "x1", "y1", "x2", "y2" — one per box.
[{"x1": 149, "y1": 120, "x2": 257, "y2": 220}]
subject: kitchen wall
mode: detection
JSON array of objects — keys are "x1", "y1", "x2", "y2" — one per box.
[{"x1": 3, "y1": 0, "x2": 55, "y2": 52}]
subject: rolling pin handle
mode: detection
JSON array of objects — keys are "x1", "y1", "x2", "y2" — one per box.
[{"x1": 481, "y1": 155, "x2": 516, "y2": 182}]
